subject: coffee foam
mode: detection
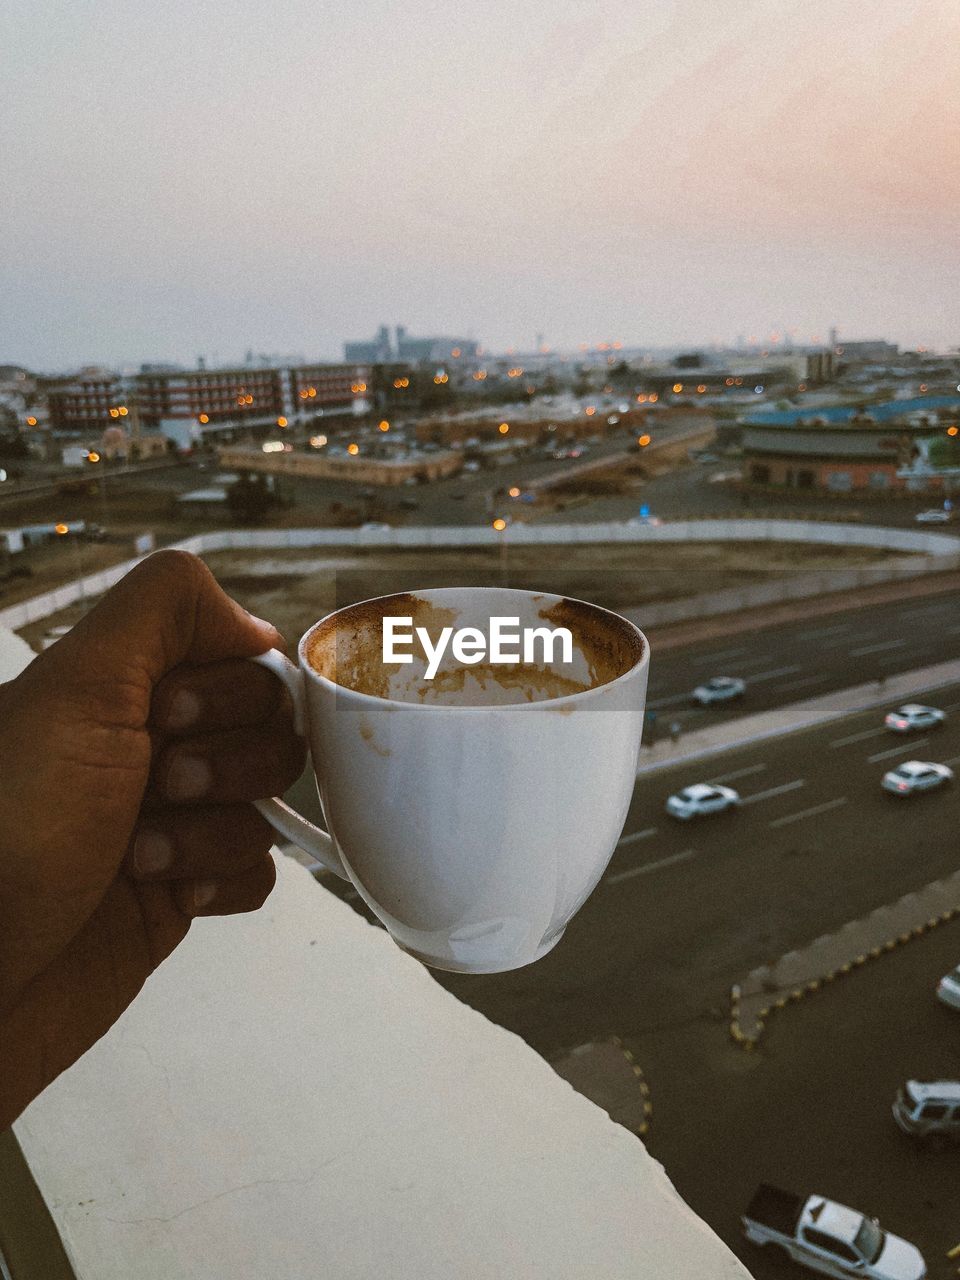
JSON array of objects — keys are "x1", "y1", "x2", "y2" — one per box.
[{"x1": 305, "y1": 591, "x2": 644, "y2": 707}]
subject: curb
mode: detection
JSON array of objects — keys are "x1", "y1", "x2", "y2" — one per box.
[
  {"x1": 611, "y1": 1036, "x2": 654, "y2": 1137},
  {"x1": 729, "y1": 907, "x2": 960, "y2": 1050}
]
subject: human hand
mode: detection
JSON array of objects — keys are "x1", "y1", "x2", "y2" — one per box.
[{"x1": 0, "y1": 550, "x2": 305, "y2": 1129}]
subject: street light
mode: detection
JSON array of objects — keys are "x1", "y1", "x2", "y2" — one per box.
[{"x1": 493, "y1": 517, "x2": 509, "y2": 585}]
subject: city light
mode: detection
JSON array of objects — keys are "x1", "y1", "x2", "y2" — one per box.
[
  {"x1": 55, "y1": 522, "x2": 69, "y2": 535},
  {"x1": 948, "y1": 426, "x2": 959, "y2": 437},
  {"x1": 697, "y1": 384, "x2": 706, "y2": 393},
  {"x1": 109, "y1": 408, "x2": 120, "y2": 418},
  {"x1": 649, "y1": 393, "x2": 658, "y2": 402},
  {"x1": 26, "y1": 416, "x2": 37, "y2": 426},
  {"x1": 508, "y1": 486, "x2": 521, "y2": 498},
  {"x1": 198, "y1": 413, "x2": 209, "y2": 424},
  {"x1": 309, "y1": 434, "x2": 328, "y2": 448},
  {"x1": 277, "y1": 416, "x2": 288, "y2": 427},
  {"x1": 378, "y1": 420, "x2": 390, "y2": 432},
  {"x1": 672, "y1": 383, "x2": 683, "y2": 394},
  {"x1": 638, "y1": 434, "x2": 651, "y2": 448},
  {"x1": 118, "y1": 406, "x2": 128, "y2": 416},
  {"x1": 262, "y1": 441, "x2": 284, "y2": 453},
  {"x1": 498, "y1": 422, "x2": 510, "y2": 434},
  {"x1": 86, "y1": 451, "x2": 100, "y2": 463},
  {"x1": 451, "y1": 347, "x2": 461, "y2": 357},
  {"x1": 347, "y1": 443, "x2": 360, "y2": 455},
  {"x1": 585, "y1": 406, "x2": 596, "y2": 416},
  {"x1": 393, "y1": 377, "x2": 410, "y2": 389},
  {"x1": 492, "y1": 518, "x2": 507, "y2": 531}
]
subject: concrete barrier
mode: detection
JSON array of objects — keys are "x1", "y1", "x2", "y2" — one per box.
[{"x1": 1, "y1": 520, "x2": 958, "y2": 633}]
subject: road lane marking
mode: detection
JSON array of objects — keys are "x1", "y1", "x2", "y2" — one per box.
[
  {"x1": 775, "y1": 675, "x2": 830, "y2": 693},
  {"x1": 868, "y1": 738, "x2": 928, "y2": 763},
  {"x1": 940, "y1": 755, "x2": 960, "y2": 768},
  {"x1": 689, "y1": 646, "x2": 749, "y2": 665},
  {"x1": 798, "y1": 623, "x2": 851, "y2": 640},
  {"x1": 740, "y1": 779, "x2": 805, "y2": 806},
  {"x1": 707, "y1": 763, "x2": 766, "y2": 783},
  {"x1": 831, "y1": 726, "x2": 887, "y2": 747},
  {"x1": 744, "y1": 665, "x2": 802, "y2": 684},
  {"x1": 849, "y1": 638, "x2": 906, "y2": 657},
  {"x1": 647, "y1": 692, "x2": 694, "y2": 710},
  {"x1": 608, "y1": 849, "x2": 696, "y2": 883},
  {"x1": 617, "y1": 827, "x2": 658, "y2": 847},
  {"x1": 769, "y1": 797, "x2": 848, "y2": 828}
]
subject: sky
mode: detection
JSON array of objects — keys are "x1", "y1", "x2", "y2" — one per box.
[{"x1": 2, "y1": 0, "x2": 959, "y2": 371}]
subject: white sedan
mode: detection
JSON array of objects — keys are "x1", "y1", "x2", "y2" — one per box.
[
  {"x1": 692, "y1": 676, "x2": 746, "y2": 705},
  {"x1": 937, "y1": 966, "x2": 960, "y2": 1010},
  {"x1": 885, "y1": 704, "x2": 947, "y2": 733},
  {"x1": 915, "y1": 509, "x2": 952, "y2": 523},
  {"x1": 666, "y1": 783, "x2": 741, "y2": 821},
  {"x1": 881, "y1": 760, "x2": 954, "y2": 796}
]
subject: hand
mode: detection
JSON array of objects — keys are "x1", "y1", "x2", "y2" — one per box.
[{"x1": 0, "y1": 550, "x2": 305, "y2": 1129}]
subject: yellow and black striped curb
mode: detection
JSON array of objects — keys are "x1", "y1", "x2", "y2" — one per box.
[
  {"x1": 730, "y1": 906, "x2": 960, "y2": 1050},
  {"x1": 611, "y1": 1036, "x2": 654, "y2": 1137}
]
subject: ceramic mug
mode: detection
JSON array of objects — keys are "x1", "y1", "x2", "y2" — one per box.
[{"x1": 252, "y1": 587, "x2": 648, "y2": 973}]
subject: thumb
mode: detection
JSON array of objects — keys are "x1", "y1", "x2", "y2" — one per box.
[{"x1": 45, "y1": 550, "x2": 282, "y2": 696}]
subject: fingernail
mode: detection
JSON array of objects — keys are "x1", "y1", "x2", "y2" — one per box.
[
  {"x1": 165, "y1": 754, "x2": 213, "y2": 801},
  {"x1": 134, "y1": 829, "x2": 173, "y2": 875},
  {"x1": 193, "y1": 880, "x2": 218, "y2": 910},
  {"x1": 164, "y1": 689, "x2": 201, "y2": 731},
  {"x1": 246, "y1": 611, "x2": 276, "y2": 636}
]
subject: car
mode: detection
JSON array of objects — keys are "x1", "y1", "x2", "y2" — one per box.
[
  {"x1": 936, "y1": 966, "x2": 960, "y2": 1010},
  {"x1": 665, "y1": 783, "x2": 740, "y2": 821},
  {"x1": 881, "y1": 760, "x2": 954, "y2": 796},
  {"x1": 915, "y1": 508, "x2": 952, "y2": 523},
  {"x1": 884, "y1": 704, "x2": 947, "y2": 733},
  {"x1": 692, "y1": 676, "x2": 746, "y2": 705}
]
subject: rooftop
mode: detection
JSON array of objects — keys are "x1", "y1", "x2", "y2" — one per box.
[{"x1": 744, "y1": 395, "x2": 960, "y2": 427}]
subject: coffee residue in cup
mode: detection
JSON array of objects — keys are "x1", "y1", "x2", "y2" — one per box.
[{"x1": 305, "y1": 591, "x2": 644, "y2": 706}]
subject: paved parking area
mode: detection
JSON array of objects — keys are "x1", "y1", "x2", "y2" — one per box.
[{"x1": 634, "y1": 916, "x2": 960, "y2": 1278}]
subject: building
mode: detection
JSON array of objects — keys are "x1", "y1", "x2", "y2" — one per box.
[
  {"x1": 134, "y1": 362, "x2": 370, "y2": 450},
  {"x1": 344, "y1": 325, "x2": 480, "y2": 366},
  {"x1": 42, "y1": 368, "x2": 125, "y2": 435},
  {"x1": 834, "y1": 339, "x2": 900, "y2": 363},
  {"x1": 742, "y1": 395, "x2": 960, "y2": 494}
]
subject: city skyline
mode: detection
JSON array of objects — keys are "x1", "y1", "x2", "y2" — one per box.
[{"x1": 3, "y1": 0, "x2": 959, "y2": 369}]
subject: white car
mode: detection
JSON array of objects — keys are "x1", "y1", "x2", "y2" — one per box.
[
  {"x1": 881, "y1": 760, "x2": 954, "y2": 796},
  {"x1": 915, "y1": 509, "x2": 952, "y2": 523},
  {"x1": 666, "y1": 783, "x2": 740, "y2": 821},
  {"x1": 936, "y1": 966, "x2": 960, "y2": 1010},
  {"x1": 692, "y1": 676, "x2": 746, "y2": 705},
  {"x1": 884, "y1": 704, "x2": 947, "y2": 733}
]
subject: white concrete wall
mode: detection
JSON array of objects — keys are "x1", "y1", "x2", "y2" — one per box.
[{"x1": 1, "y1": 521, "x2": 957, "y2": 634}]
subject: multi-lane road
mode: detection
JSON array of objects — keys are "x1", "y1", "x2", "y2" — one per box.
[{"x1": 643, "y1": 588, "x2": 960, "y2": 732}]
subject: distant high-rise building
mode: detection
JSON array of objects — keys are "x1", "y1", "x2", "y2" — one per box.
[{"x1": 343, "y1": 325, "x2": 480, "y2": 365}]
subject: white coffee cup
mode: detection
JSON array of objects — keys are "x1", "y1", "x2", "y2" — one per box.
[{"x1": 252, "y1": 587, "x2": 648, "y2": 973}]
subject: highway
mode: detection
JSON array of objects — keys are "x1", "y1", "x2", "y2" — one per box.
[
  {"x1": 643, "y1": 589, "x2": 960, "y2": 732},
  {"x1": 318, "y1": 681, "x2": 960, "y2": 1273}
]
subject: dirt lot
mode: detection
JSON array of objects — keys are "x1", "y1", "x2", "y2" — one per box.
[
  {"x1": 200, "y1": 541, "x2": 897, "y2": 651},
  {"x1": 12, "y1": 538, "x2": 901, "y2": 653}
]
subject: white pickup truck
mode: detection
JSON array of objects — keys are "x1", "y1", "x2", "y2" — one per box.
[{"x1": 742, "y1": 1184, "x2": 926, "y2": 1280}]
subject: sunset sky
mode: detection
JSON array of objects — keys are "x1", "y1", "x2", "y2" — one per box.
[{"x1": 2, "y1": 0, "x2": 959, "y2": 369}]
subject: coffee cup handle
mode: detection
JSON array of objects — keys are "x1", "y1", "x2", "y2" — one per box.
[{"x1": 248, "y1": 649, "x2": 349, "y2": 880}]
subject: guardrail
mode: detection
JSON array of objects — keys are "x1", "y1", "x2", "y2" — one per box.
[{"x1": 1, "y1": 520, "x2": 958, "y2": 633}]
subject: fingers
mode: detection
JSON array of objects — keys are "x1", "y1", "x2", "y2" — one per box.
[
  {"x1": 150, "y1": 658, "x2": 288, "y2": 736},
  {"x1": 129, "y1": 804, "x2": 275, "y2": 880},
  {"x1": 49, "y1": 550, "x2": 285, "y2": 695},
  {"x1": 151, "y1": 717, "x2": 306, "y2": 805},
  {"x1": 126, "y1": 806, "x2": 278, "y2": 919}
]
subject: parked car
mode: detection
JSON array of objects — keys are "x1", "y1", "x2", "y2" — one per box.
[
  {"x1": 893, "y1": 1080, "x2": 960, "y2": 1146},
  {"x1": 692, "y1": 676, "x2": 746, "y2": 705},
  {"x1": 881, "y1": 760, "x2": 954, "y2": 796},
  {"x1": 742, "y1": 1183, "x2": 926, "y2": 1280},
  {"x1": 936, "y1": 965, "x2": 960, "y2": 1010},
  {"x1": 884, "y1": 704, "x2": 946, "y2": 733},
  {"x1": 915, "y1": 509, "x2": 952, "y2": 524},
  {"x1": 665, "y1": 783, "x2": 740, "y2": 821}
]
